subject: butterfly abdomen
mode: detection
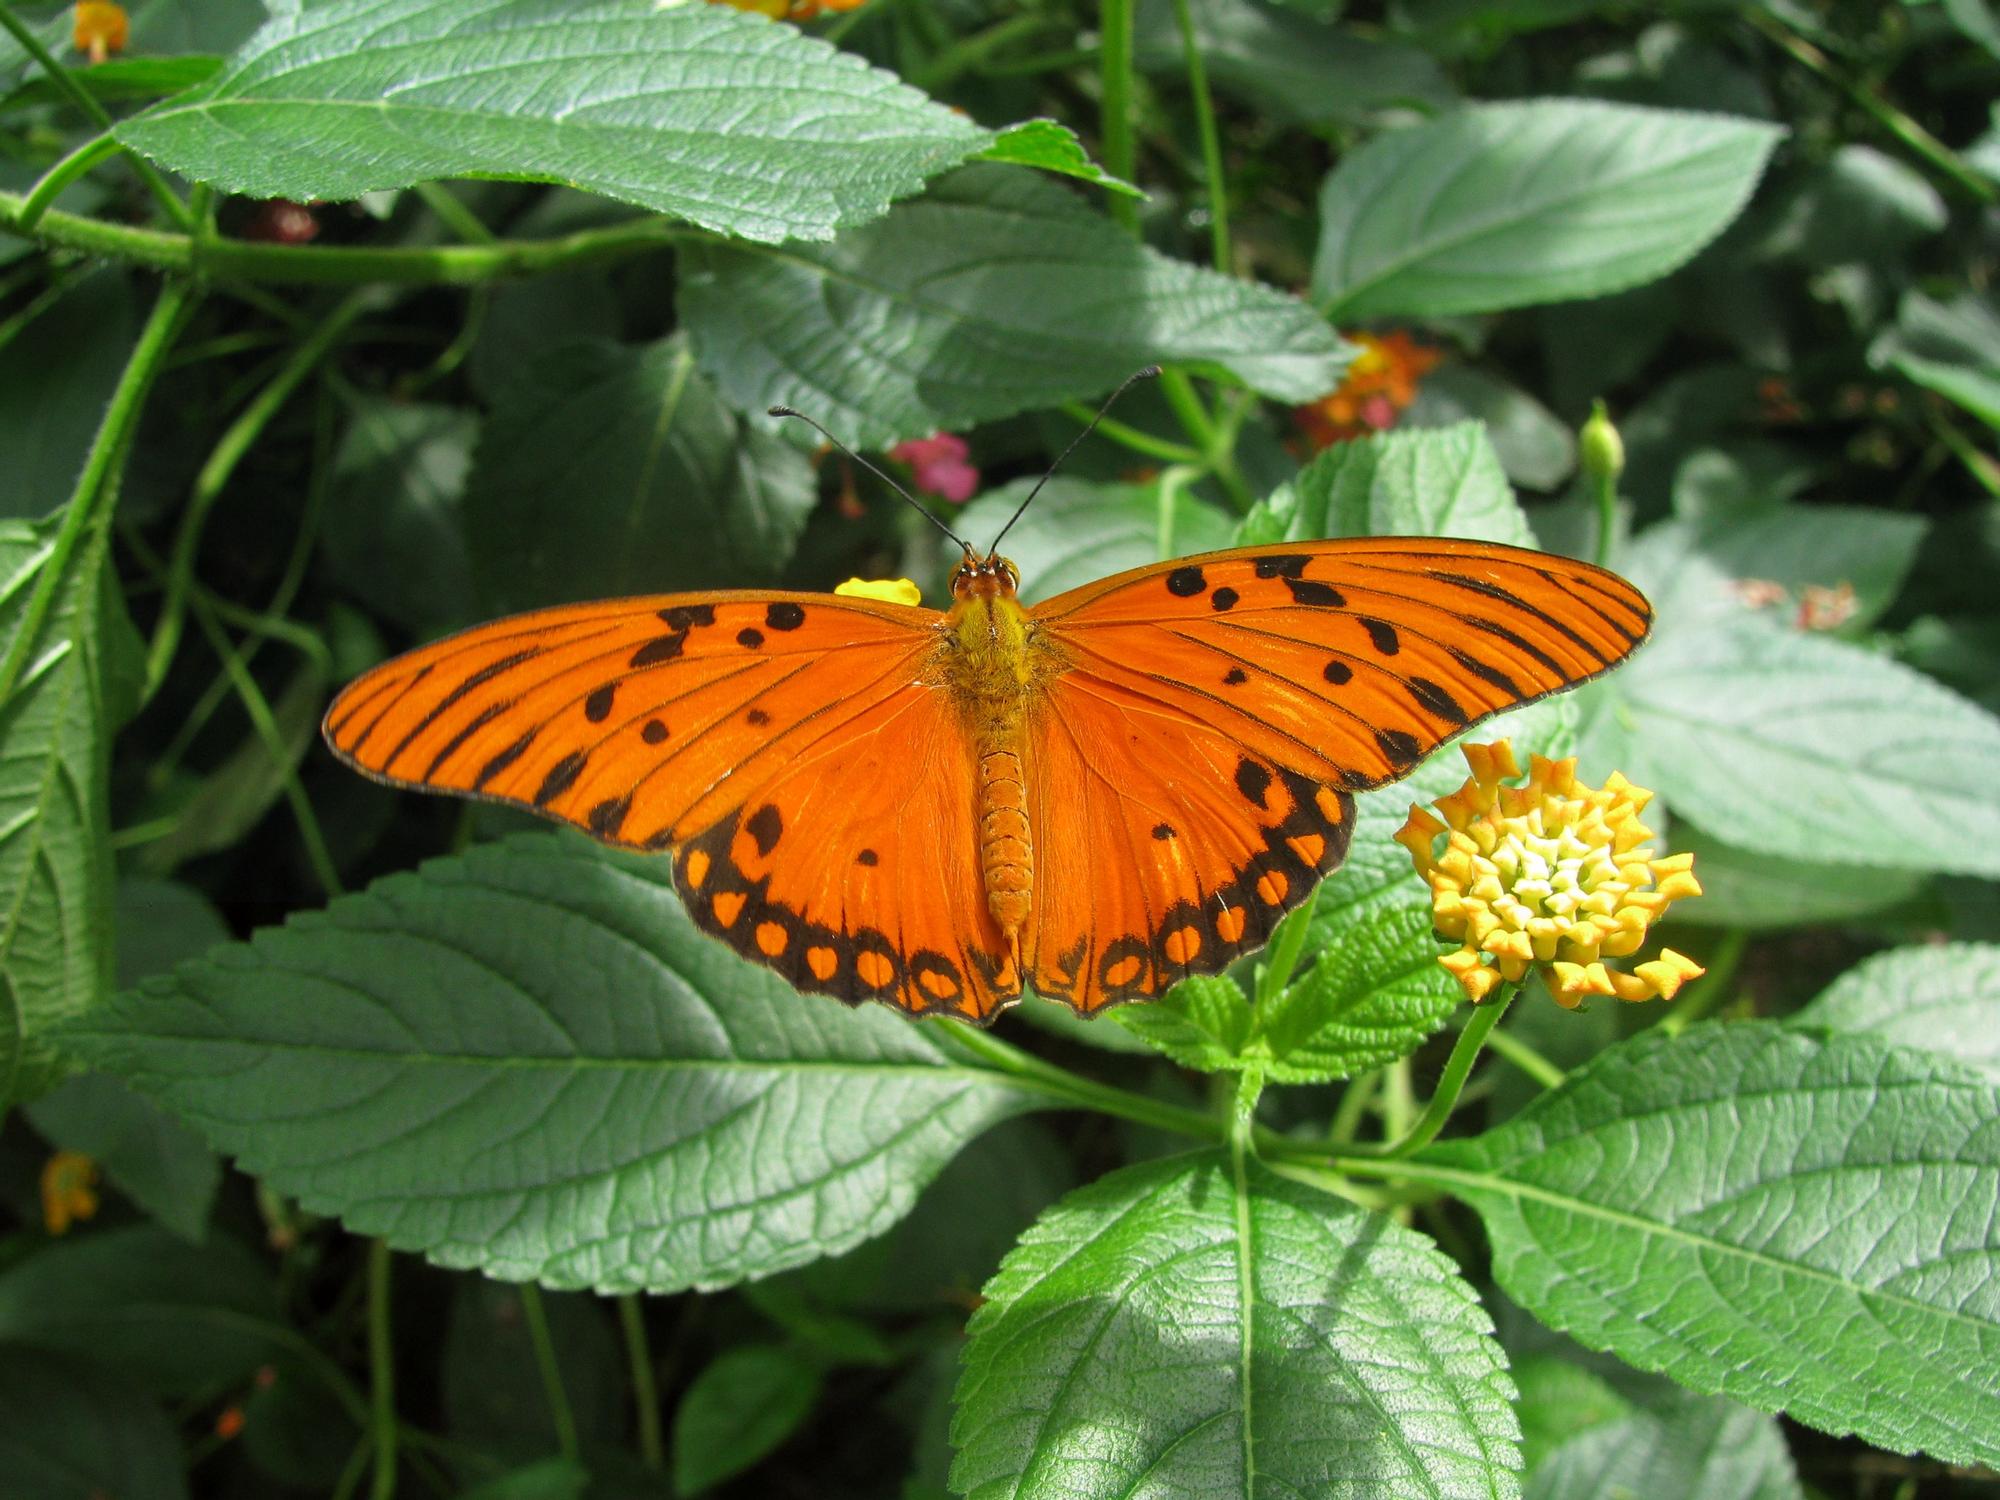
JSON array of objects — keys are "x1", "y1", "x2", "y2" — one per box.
[{"x1": 978, "y1": 743, "x2": 1033, "y2": 946}]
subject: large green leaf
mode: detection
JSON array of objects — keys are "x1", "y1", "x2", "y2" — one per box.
[
  {"x1": 1421, "y1": 1024, "x2": 2000, "y2": 1466},
  {"x1": 67, "y1": 833, "x2": 1041, "y2": 1293},
  {"x1": 680, "y1": 165, "x2": 1351, "y2": 448},
  {"x1": 1610, "y1": 616, "x2": 2000, "y2": 877},
  {"x1": 1313, "y1": 101, "x2": 1782, "y2": 318},
  {"x1": 0, "y1": 513, "x2": 129, "y2": 1106},
  {"x1": 1667, "y1": 825, "x2": 1928, "y2": 932},
  {"x1": 1793, "y1": 943, "x2": 2000, "y2": 1081},
  {"x1": 0, "y1": 1350, "x2": 185, "y2": 1500},
  {"x1": 465, "y1": 335, "x2": 816, "y2": 610},
  {"x1": 1526, "y1": 1387, "x2": 1801, "y2": 1500},
  {"x1": 1238, "y1": 423, "x2": 1535, "y2": 549},
  {"x1": 114, "y1": 0, "x2": 986, "y2": 243},
  {"x1": 953, "y1": 1150, "x2": 1520, "y2": 1499}
]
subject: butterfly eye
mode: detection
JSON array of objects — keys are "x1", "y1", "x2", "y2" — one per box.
[{"x1": 999, "y1": 558, "x2": 1020, "y2": 588}]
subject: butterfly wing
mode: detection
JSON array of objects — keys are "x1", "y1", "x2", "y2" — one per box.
[
  {"x1": 1019, "y1": 536, "x2": 1650, "y2": 1011},
  {"x1": 323, "y1": 591, "x2": 1015, "y2": 1019}
]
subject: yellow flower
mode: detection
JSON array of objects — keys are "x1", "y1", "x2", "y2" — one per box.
[
  {"x1": 834, "y1": 577, "x2": 922, "y2": 606},
  {"x1": 1293, "y1": 330, "x2": 1443, "y2": 449},
  {"x1": 1396, "y1": 741, "x2": 1704, "y2": 1008},
  {"x1": 40, "y1": 1149, "x2": 100, "y2": 1235},
  {"x1": 72, "y1": 2, "x2": 127, "y2": 63}
]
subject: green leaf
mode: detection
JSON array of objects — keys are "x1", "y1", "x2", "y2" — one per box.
[
  {"x1": 1241, "y1": 422, "x2": 1535, "y2": 549},
  {"x1": 67, "y1": 833, "x2": 1041, "y2": 1292},
  {"x1": 1793, "y1": 943, "x2": 2000, "y2": 1081},
  {"x1": 466, "y1": 334, "x2": 816, "y2": 611},
  {"x1": 0, "y1": 511, "x2": 127, "y2": 1105},
  {"x1": 25, "y1": 1074, "x2": 221, "y2": 1242},
  {"x1": 980, "y1": 120, "x2": 1142, "y2": 198},
  {"x1": 953, "y1": 1151, "x2": 1520, "y2": 1500},
  {"x1": 1527, "y1": 1387, "x2": 1801, "y2": 1500},
  {"x1": 1872, "y1": 289, "x2": 2000, "y2": 430},
  {"x1": 114, "y1": 0, "x2": 987, "y2": 243},
  {"x1": 321, "y1": 398, "x2": 480, "y2": 635},
  {"x1": 1109, "y1": 975, "x2": 1255, "y2": 1072},
  {"x1": 680, "y1": 165, "x2": 1351, "y2": 449},
  {"x1": 1313, "y1": 101, "x2": 1782, "y2": 318},
  {"x1": 0, "y1": 271, "x2": 138, "y2": 522},
  {"x1": 1667, "y1": 825, "x2": 1928, "y2": 932},
  {"x1": 0, "y1": 1349, "x2": 184, "y2": 1500},
  {"x1": 673, "y1": 1344, "x2": 823, "y2": 1497},
  {"x1": 1422, "y1": 1023, "x2": 2000, "y2": 1466},
  {"x1": 1760, "y1": 144, "x2": 1947, "y2": 267},
  {"x1": 1609, "y1": 615, "x2": 2000, "y2": 877},
  {"x1": 1405, "y1": 366, "x2": 1577, "y2": 492},
  {"x1": 951, "y1": 476, "x2": 1235, "y2": 605},
  {"x1": 457, "y1": 1459, "x2": 591, "y2": 1500},
  {"x1": 0, "y1": 53, "x2": 221, "y2": 113},
  {"x1": 1134, "y1": 0, "x2": 1453, "y2": 126},
  {"x1": 1508, "y1": 1355, "x2": 1634, "y2": 1473},
  {"x1": 0, "y1": 1225, "x2": 283, "y2": 1398}
]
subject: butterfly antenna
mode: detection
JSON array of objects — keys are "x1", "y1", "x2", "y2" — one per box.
[
  {"x1": 986, "y1": 365, "x2": 1161, "y2": 557},
  {"x1": 768, "y1": 405, "x2": 974, "y2": 556}
]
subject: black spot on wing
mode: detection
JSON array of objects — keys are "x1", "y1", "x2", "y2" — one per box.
[
  {"x1": 746, "y1": 708, "x2": 771, "y2": 726},
  {"x1": 1253, "y1": 554, "x2": 1310, "y2": 579},
  {"x1": 1283, "y1": 577, "x2": 1345, "y2": 607},
  {"x1": 641, "y1": 718, "x2": 669, "y2": 745},
  {"x1": 1323, "y1": 659, "x2": 1352, "y2": 685},
  {"x1": 583, "y1": 683, "x2": 617, "y2": 723},
  {"x1": 766, "y1": 602, "x2": 806, "y2": 631},
  {"x1": 1234, "y1": 757, "x2": 1273, "y2": 808},
  {"x1": 1408, "y1": 676, "x2": 1470, "y2": 725},
  {"x1": 630, "y1": 634, "x2": 685, "y2": 668},
  {"x1": 857, "y1": 848, "x2": 878, "y2": 866},
  {"x1": 1224, "y1": 667, "x2": 1247, "y2": 685},
  {"x1": 1166, "y1": 565, "x2": 1205, "y2": 597},
  {"x1": 1152, "y1": 823, "x2": 1176, "y2": 840},
  {"x1": 535, "y1": 751, "x2": 586, "y2": 806},
  {"x1": 736, "y1": 627, "x2": 764, "y2": 648},
  {"x1": 659, "y1": 604, "x2": 715, "y2": 630},
  {"x1": 1360, "y1": 617, "x2": 1400, "y2": 655},
  {"x1": 587, "y1": 794, "x2": 632, "y2": 838},
  {"x1": 745, "y1": 803, "x2": 783, "y2": 857},
  {"x1": 1375, "y1": 728, "x2": 1422, "y2": 768},
  {"x1": 1210, "y1": 586, "x2": 1239, "y2": 612}
]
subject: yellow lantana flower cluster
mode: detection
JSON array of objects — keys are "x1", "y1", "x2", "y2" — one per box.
[
  {"x1": 40, "y1": 1149, "x2": 100, "y2": 1235},
  {"x1": 1396, "y1": 741, "x2": 1704, "y2": 1008}
]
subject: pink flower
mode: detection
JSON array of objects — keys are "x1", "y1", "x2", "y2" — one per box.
[{"x1": 890, "y1": 433, "x2": 979, "y2": 504}]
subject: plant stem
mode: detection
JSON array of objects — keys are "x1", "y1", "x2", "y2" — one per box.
[
  {"x1": 1059, "y1": 402, "x2": 1203, "y2": 464},
  {"x1": 1591, "y1": 446, "x2": 1618, "y2": 570},
  {"x1": 1345, "y1": 988, "x2": 1515, "y2": 1158},
  {"x1": 519, "y1": 1285, "x2": 580, "y2": 1461},
  {"x1": 367, "y1": 1240, "x2": 398, "y2": 1500},
  {"x1": 937, "y1": 1019, "x2": 1233, "y2": 1143},
  {"x1": 1099, "y1": 0, "x2": 1139, "y2": 230},
  {"x1": 618, "y1": 1295, "x2": 665, "y2": 1470},
  {"x1": 0, "y1": 276, "x2": 191, "y2": 707},
  {"x1": 0, "y1": 2, "x2": 196, "y2": 230},
  {"x1": 1484, "y1": 1023, "x2": 1566, "y2": 1089},
  {"x1": 1256, "y1": 903, "x2": 1315, "y2": 1007},
  {"x1": 0, "y1": 190, "x2": 695, "y2": 284},
  {"x1": 1154, "y1": 463, "x2": 1199, "y2": 558},
  {"x1": 145, "y1": 289, "x2": 374, "y2": 698},
  {"x1": 912, "y1": 12, "x2": 1054, "y2": 91},
  {"x1": 413, "y1": 181, "x2": 497, "y2": 246},
  {"x1": 16, "y1": 131, "x2": 117, "y2": 232},
  {"x1": 1749, "y1": 9, "x2": 1997, "y2": 204},
  {"x1": 1169, "y1": 0, "x2": 1230, "y2": 273},
  {"x1": 1658, "y1": 928, "x2": 1748, "y2": 1036}
]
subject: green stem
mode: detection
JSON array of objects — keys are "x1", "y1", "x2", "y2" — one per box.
[
  {"x1": 937, "y1": 1020, "x2": 1233, "y2": 1144},
  {"x1": 1658, "y1": 929, "x2": 1748, "y2": 1037},
  {"x1": 1327, "y1": 1070, "x2": 1379, "y2": 1146},
  {"x1": 1158, "y1": 368, "x2": 1216, "y2": 449},
  {"x1": 1923, "y1": 405, "x2": 2000, "y2": 497},
  {"x1": 1255, "y1": 903, "x2": 1315, "y2": 1007},
  {"x1": 1099, "y1": 0, "x2": 1139, "y2": 230},
  {"x1": 367, "y1": 1240, "x2": 398, "y2": 1500},
  {"x1": 413, "y1": 181, "x2": 497, "y2": 246},
  {"x1": 519, "y1": 1285, "x2": 580, "y2": 1461},
  {"x1": 1058, "y1": 402, "x2": 1203, "y2": 464},
  {"x1": 1345, "y1": 988, "x2": 1514, "y2": 1159},
  {"x1": 0, "y1": 264, "x2": 81, "y2": 357},
  {"x1": 0, "y1": 190, "x2": 695, "y2": 284},
  {"x1": 911, "y1": 12, "x2": 1054, "y2": 91},
  {"x1": 1749, "y1": 9, "x2": 1997, "y2": 204},
  {"x1": 0, "y1": 277, "x2": 191, "y2": 708},
  {"x1": 1484, "y1": 1023, "x2": 1566, "y2": 1090},
  {"x1": 618, "y1": 1295, "x2": 665, "y2": 1471},
  {"x1": 1154, "y1": 463, "x2": 1200, "y2": 559},
  {"x1": 1169, "y1": 0, "x2": 1230, "y2": 273},
  {"x1": 1590, "y1": 414, "x2": 1619, "y2": 569},
  {"x1": 15, "y1": 131, "x2": 117, "y2": 232},
  {"x1": 145, "y1": 290, "x2": 373, "y2": 698},
  {"x1": 0, "y1": 3, "x2": 196, "y2": 230}
]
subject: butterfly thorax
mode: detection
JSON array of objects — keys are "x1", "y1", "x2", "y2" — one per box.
[{"x1": 940, "y1": 555, "x2": 1050, "y2": 963}]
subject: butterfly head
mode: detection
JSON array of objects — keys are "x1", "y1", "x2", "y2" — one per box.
[{"x1": 950, "y1": 553, "x2": 1021, "y2": 602}]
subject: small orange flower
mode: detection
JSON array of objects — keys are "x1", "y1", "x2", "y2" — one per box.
[
  {"x1": 706, "y1": 0, "x2": 865, "y2": 18},
  {"x1": 72, "y1": 2, "x2": 127, "y2": 63},
  {"x1": 1294, "y1": 331, "x2": 1442, "y2": 449},
  {"x1": 40, "y1": 1149, "x2": 100, "y2": 1235},
  {"x1": 1397, "y1": 742, "x2": 1703, "y2": 1008},
  {"x1": 215, "y1": 1406, "x2": 246, "y2": 1441}
]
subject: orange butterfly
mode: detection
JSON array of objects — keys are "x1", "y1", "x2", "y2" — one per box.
[{"x1": 323, "y1": 523, "x2": 1649, "y2": 1026}]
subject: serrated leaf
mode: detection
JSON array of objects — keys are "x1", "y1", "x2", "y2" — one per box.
[
  {"x1": 0, "y1": 1349, "x2": 184, "y2": 1500},
  {"x1": 0, "y1": 512, "x2": 126, "y2": 1105},
  {"x1": 1421, "y1": 1023, "x2": 2000, "y2": 1466},
  {"x1": 114, "y1": 0, "x2": 986, "y2": 243},
  {"x1": 1793, "y1": 943, "x2": 2000, "y2": 1081},
  {"x1": 1240, "y1": 423, "x2": 1535, "y2": 550},
  {"x1": 680, "y1": 165, "x2": 1351, "y2": 449},
  {"x1": 673, "y1": 1345, "x2": 823, "y2": 1497},
  {"x1": 1610, "y1": 615, "x2": 2000, "y2": 877},
  {"x1": 1257, "y1": 901, "x2": 1459, "y2": 1082},
  {"x1": 66, "y1": 833, "x2": 1041, "y2": 1293},
  {"x1": 951, "y1": 477, "x2": 1235, "y2": 605},
  {"x1": 980, "y1": 120, "x2": 1141, "y2": 197},
  {"x1": 465, "y1": 334, "x2": 816, "y2": 610},
  {"x1": 1527, "y1": 1387, "x2": 1801, "y2": 1500},
  {"x1": 0, "y1": 1225, "x2": 283, "y2": 1398},
  {"x1": 952, "y1": 1150, "x2": 1520, "y2": 1500},
  {"x1": 1404, "y1": 366, "x2": 1576, "y2": 492},
  {"x1": 1314, "y1": 101, "x2": 1782, "y2": 318},
  {"x1": 1667, "y1": 825, "x2": 1928, "y2": 932},
  {"x1": 1109, "y1": 975, "x2": 1254, "y2": 1072}
]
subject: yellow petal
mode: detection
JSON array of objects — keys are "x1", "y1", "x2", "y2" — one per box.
[{"x1": 834, "y1": 577, "x2": 923, "y2": 606}]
